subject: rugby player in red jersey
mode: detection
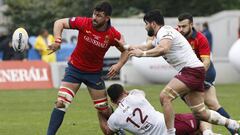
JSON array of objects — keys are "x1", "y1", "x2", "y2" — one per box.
[{"x1": 47, "y1": 1, "x2": 128, "y2": 135}]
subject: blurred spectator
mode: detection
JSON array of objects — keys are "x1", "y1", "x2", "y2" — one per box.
[
  {"x1": 34, "y1": 29, "x2": 56, "y2": 63},
  {"x1": 0, "y1": 33, "x2": 29, "y2": 60},
  {"x1": 194, "y1": 22, "x2": 202, "y2": 32},
  {"x1": 202, "y1": 22, "x2": 213, "y2": 51},
  {"x1": 238, "y1": 27, "x2": 240, "y2": 38}
]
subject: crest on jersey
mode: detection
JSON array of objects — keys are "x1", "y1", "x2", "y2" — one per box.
[
  {"x1": 86, "y1": 30, "x2": 91, "y2": 34},
  {"x1": 190, "y1": 41, "x2": 195, "y2": 49},
  {"x1": 71, "y1": 17, "x2": 76, "y2": 21},
  {"x1": 104, "y1": 35, "x2": 110, "y2": 44}
]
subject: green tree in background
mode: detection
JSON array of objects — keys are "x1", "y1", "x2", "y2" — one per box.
[
  {"x1": 3, "y1": 0, "x2": 240, "y2": 35},
  {"x1": 4, "y1": 0, "x2": 97, "y2": 35}
]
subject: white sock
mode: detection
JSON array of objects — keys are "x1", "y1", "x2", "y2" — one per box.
[
  {"x1": 207, "y1": 110, "x2": 227, "y2": 125},
  {"x1": 167, "y1": 128, "x2": 176, "y2": 135},
  {"x1": 202, "y1": 129, "x2": 214, "y2": 135},
  {"x1": 227, "y1": 119, "x2": 240, "y2": 131}
]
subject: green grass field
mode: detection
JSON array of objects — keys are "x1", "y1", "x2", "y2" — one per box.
[{"x1": 0, "y1": 84, "x2": 239, "y2": 135}]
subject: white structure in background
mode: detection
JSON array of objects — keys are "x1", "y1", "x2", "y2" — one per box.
[
  {"x1": 132, "y1": 57, "x2": 177, "y2": 83},
  {"x1": 229, "y1": 39, "x2": 240, "y2": 73},
  {"x1": 52, "y1": 10, "x2": 240, "y2": 87}
]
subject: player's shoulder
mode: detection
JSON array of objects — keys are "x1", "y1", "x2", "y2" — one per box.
[
  {"x1": 108, "y1": 25, "x2": 120, "y2": 34},
  {"x1": 129, "y1": 89, "x2": 145, "y2": 96},
  {"x1": 70, "y1": 16, "x2": 91, "y2": 24},
  {"x1": 160, "y1": 25, "x2": 174, "y2": 32},
  {"x1": 196, "y1": 31, "x2": 208, "y2": 40},
  {"x1": 107, "y1": 25, "x2": 121, "y2": 39},
  {"x1": 108, "y1": 108, "x2": 121, "y2": 122}
]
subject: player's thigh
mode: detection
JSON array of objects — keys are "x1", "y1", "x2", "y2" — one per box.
[
  {"x1": 88, "y1": 87, "x2": 107, "y2": 100},
  {"x1": 184, "y1": 91, "x2": 204, "y2": 107},
  {"x1": 164, "y1": 77, "x2": 191, "y2": 97},
  {"x1": 60, "y1": 81, "x2": 81, "y2": 93}
]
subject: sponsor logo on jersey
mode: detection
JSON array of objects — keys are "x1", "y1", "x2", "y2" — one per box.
[
  {"x1": 93, "y1": 34, "x2": 101, "y2": 40},
  {"x1": 84, "y1": 35, "x2": 108, "y2": 48},
  {"x1": 190, "y1": 41, "x2": 195, "y2": 49}
]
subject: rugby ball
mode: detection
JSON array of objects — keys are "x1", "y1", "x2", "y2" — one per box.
[{"x1": 12, "y1": 27, "x2": 29, "y2": 52}]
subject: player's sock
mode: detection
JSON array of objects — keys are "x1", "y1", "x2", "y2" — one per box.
[
  {"x1": 202, "y1": 129, "x2": 214, "y2": 135},
  {"x1": 167, "y1": 128, "x2": 176, "y2": 135},
  {"x1": 217, "y1": 107, "x2": 230, "y2": 118},
  {"x1": 217, "y1": 107, "x2": 235, "y2": 134},
  {"x1": 227, "y1": 119, "x2": 240, "y2": 133},
  {"x1": 207, "y1": 110, "x2": 239, "y2": 133},
  {"x1": 47, "y1": 108, "x2": 65, "y2": 135},
  {"x1": 208, "y1": 110, "x2": 227, "y2": 125}
]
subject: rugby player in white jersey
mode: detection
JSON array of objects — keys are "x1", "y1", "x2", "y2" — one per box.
[
  {"x1": 115, "y1": 10, "x2": 240, "y2": 135},
  {"x1": 105, "y1": 84, "x2": 220, "y2": 135}
]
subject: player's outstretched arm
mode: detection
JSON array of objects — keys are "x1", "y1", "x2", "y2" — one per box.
[
  {"x1": 108, "y1": 35, "x2": 129, "y2": 79},
  {"x1": 129, "y1": 38, "x2": 172, "y2": 57},
  {"x1": 114, "y1": 36, "x2": 154, "y2": 51}
]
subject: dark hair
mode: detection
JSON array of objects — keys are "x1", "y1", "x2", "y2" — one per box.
[
  {"x1": 107, "y1": 84, "x2": 124, "y2": 103},
  {"x1": 203, "y1": 22, "x2": 209, "y2": 29},
  {"x1": 94, "y1": 1, "x2": 112, "y2": 16},
  {"x1": 39, "y1": 29, "x2": 48, "y2": 35},
  {"x1": 178, "y1": 12, "x2": 193, "y2": 23},
  {"x1": 143, "y1": 9, "x2": 164, "y2": 25}
]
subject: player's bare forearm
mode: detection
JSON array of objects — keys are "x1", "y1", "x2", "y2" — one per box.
[
  {"x1": 131, "y1": 44, "x2": 152, "y2": 51},
  {"x1": 142, "y1": 38, "x2": 171, "y2": 57},
  {"x1": 117, "y1": 50, "x2": 129, "y2": 67},
  {"x1": 97, "y1": 111, "x2": 114, "y2": 135},
  {"x1": 130, "y1": 39, "x2": 154, "y2": 51},
  {"x1": 143, "y1": 45, "x2": 166, "y2": 57},
  {"x1": 200, "y1": 57, "x2": 210, "y2": 71},
  {"x1": 53, "y1": 18, "x2": 70, "y2": 39}
]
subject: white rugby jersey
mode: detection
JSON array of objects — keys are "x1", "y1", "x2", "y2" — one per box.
[
  {"x1": 107, "y1": 90, "x2": 167, "y2": 135},
  {"x1": 152, "y1": 25, "x2": 203, "y2": 71}
]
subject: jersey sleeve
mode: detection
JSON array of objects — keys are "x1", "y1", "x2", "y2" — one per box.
[
  {"x1": 129, "y1": 89, "x2": 146, "y2": 97},
  {"x1": 69, "y1": 17, "x2": 88, "y2": 30},
  {"x1": 107, "y1": 116, "x2": 118, "y2": 132},
  {"x1": 198, "y1": 35, "x2": 210, "y2": 58},
  {"x1": 158, "y1": 26, "x2": 175, "y2": 41}
]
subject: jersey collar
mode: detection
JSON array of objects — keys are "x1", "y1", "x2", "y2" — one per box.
[{"x1": 191, "y1": 28, "x2": 197, "y2": 39}]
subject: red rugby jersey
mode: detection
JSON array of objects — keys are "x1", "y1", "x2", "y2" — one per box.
[
  {"x1": 68, "y1": 17, "x2": 121, "y2": 72},
  {"x1": 187, "y1": 28, "x2": 210, "y2": 60}
]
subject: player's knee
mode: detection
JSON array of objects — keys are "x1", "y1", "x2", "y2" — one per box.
[
  {"x1": 55, "y1": 100, "x2": 64, "y2": 108},
  {"x1": 160, "y1": 87, "x2": 179, "y2": 105},
  {"x1": 55, "y1": 86, "x2": 75, "y2": 111},
  {"x1": 190, "y1": 103, "x2": 208, "y2": 120},
  {"x1": 93, "y1": 98, "x2": 109, "y2": 112}
]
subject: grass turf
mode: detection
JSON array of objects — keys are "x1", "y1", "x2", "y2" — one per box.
[{"x1": 0, "y1": 84, "x2": 239, "y2": 135}]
